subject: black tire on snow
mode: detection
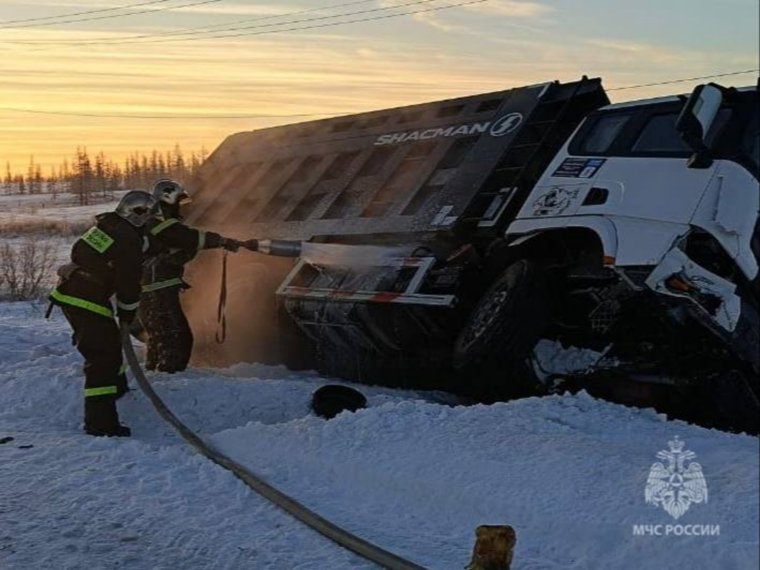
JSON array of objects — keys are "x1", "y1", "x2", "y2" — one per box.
[{"x1": 453, "y1": 259, "x2": 553, "y2": 400}]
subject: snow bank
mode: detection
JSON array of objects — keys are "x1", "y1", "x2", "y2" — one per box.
[{"x1": 1, "y1": 302, "x2": 758, "y2": 569}]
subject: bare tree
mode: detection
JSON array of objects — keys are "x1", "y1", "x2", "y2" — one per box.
[
  {"x1": 73, "y1": 147, "x2": 93, "y2": 205},
  {"x1": 27, "y1": 156, "x2": 42, "y2": 194},
  {"x1": 4, "y1": 161, "x2": 12, "y2": 194},
  {"x1": 0, "y1": 240, "x2": 57, "y2": 300}
]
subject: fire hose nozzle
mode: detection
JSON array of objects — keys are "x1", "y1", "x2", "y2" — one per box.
[
  {"x1": 257, "y1": 239, "x2": 302, "y2": 257},
  {"x1": 241, "y1": 239, "x2": 259, "y2": 251}
]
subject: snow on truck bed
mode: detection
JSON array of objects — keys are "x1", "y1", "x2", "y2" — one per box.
[{"x1": 1, "y1": 302, "x2": 758, "y2": 570}]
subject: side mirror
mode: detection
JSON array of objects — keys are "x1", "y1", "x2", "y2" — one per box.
[{"x1": 676, "y1": 83, "x2": 724, "y2": 168}]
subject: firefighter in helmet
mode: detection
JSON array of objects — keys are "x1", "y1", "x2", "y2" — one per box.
[
  {"x1": 49, "y1": 190, "x2": 156, "y2": 437},
  {"x1": 139, "y1": 178, "x2": 256, "y2": 373}
]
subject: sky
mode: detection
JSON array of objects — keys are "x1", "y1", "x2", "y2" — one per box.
[{"x1": 0, "y1": 0, "x2": 758, "y2": 175}]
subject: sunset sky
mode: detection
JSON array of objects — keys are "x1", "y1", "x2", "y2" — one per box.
[{"x1": 1, "y1": 0, "x2": 758, "y2": 175}]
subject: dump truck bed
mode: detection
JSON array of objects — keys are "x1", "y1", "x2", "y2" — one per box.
[{"x1": 186, "y1": 78, "x2": 608, "y2": 240}]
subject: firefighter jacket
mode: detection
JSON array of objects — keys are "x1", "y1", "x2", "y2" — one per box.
[
  {"x1": 142, "y1": 215, "x2": 224, "y2": 292},
  {"x1": 50, "y1": 212, "x2": 144, "y2": 319}
]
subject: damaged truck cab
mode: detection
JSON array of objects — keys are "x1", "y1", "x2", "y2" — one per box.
[{"x1": 504, "y1": 84, "x2": 759, "y2": 379}]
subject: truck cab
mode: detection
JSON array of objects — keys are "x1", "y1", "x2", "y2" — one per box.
[{"x1": 499, "y1": 83, "x2": 759, "y2": 425}]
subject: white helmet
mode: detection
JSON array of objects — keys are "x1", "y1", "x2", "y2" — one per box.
[
  {"x1": 115, "y1": 190, "x2": 158, "y2": 227},
  {"x1": 152, "y1": 178, "x2": 190, "y2": 205}
]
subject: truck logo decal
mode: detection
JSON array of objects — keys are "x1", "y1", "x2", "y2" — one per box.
[
  {"x1": 489, "y1": 112, "x2": 523, "y2": 137},
  {"x1": 532, "y1": 186, "x2": 580, "y2": 216},
  {"x1": 374, "y1": 112, "x2": 524, "y2": 146}
]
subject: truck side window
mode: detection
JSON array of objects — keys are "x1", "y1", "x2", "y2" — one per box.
[
  {"x1": 632, "y1": 113, "x2": 691, "y2": 153},
  {"x1": 578, "y1": 113, "x2": 632, "y2": 154}
]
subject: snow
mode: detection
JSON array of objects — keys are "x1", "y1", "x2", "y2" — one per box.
[
  {"x1": 0, "y1": 191, "x2": 128, "y2": 226},
  {"x1": 532, "y1": 339, "x2": 614, "y2": 380},
  {"x1": 1, "y1": 301, "x2": 757, "y2": 569}
]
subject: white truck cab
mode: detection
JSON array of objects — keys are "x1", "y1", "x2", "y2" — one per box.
[{"x1": 505, "y1": 83, "x2": 759, "y2": 376}]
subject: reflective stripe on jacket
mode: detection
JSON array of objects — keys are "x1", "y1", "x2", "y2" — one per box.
[
  {"x1": 142, "y1": 277, "x2": 184, "y2": 293},
  {"x1": 49, "y1": 289, "x2": 114, "y2": 318}
]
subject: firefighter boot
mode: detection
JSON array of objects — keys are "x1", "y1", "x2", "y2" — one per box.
[{"x1": 84, "y1": 397, "x2": 131, "y2": 437}]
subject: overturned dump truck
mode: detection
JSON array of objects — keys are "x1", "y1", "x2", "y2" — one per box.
[{"x1": 185, "y1": 77, "x2": 760, "y2": 432}]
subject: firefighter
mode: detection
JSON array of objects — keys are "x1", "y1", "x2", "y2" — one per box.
[
  {"x1": 49, "y1": 191, "x2": 157, "y2": 437},
  {"x1": 139, "y1": 178, "x2": 256, "y2": 373}
]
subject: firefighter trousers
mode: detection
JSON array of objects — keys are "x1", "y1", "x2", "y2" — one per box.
[
  {"x1": 61, "y1": 306, "x2": 128, "y2": 430},
  {"x1": 139, "y1": 286, "x2": 193, "y2": 373}
]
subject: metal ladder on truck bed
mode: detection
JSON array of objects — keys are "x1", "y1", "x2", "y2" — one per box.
[{"x1": 463, "y1": 78, "x2": 591, "y2": 232}]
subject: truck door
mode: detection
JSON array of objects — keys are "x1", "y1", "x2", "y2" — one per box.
[{"x1": 573, "y1": 105, "x2": 721, "y2": 226}]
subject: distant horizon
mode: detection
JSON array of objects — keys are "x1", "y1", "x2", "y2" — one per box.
[{"x1": 2, "y1": 0, "x2": 757, "y2": 173}]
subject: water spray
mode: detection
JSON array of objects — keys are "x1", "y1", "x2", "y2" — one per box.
[{"x1": 246, "y1": 239, "x2": 405, "y2": 267}]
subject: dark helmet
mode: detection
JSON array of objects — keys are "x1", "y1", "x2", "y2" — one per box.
[
  {"x1": 152, "y1": 178, "x2": 190, "y2": 206},
  {"x1": 115, "y1": 190, "x2": 158, "y2": 227}
]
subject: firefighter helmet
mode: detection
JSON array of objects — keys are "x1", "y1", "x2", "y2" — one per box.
[
  {"x1": 152, "y1": 178, "x2": 190, "y2": 205},
  {"x1": 115, "y1": 190, "x2": 158, "y2": 227}
]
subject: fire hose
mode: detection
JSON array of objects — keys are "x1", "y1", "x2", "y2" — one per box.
[{"x1": 119, "y1": 324, "x2": 426, "y2": 570}]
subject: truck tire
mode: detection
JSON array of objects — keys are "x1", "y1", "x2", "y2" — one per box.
[{"x1": 453, "y1": 259, "x2": 552, "y2": 399}]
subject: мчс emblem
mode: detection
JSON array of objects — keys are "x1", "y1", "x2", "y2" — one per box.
[{"x1": 645, "y1": 436, "x2": 708, "y2": 520}]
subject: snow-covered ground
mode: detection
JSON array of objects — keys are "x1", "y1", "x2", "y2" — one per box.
[
  {"x1": 0, "y1": 191, "x2": 127, "y2": 226},
  {"x1": 1, "y1": 301, "x2": 757, "y2": 569}
]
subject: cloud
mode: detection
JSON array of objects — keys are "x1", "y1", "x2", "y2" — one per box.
[
  {"x1": 377, "y1": 0, "x2": 551, "y2": 35},
  {"x1": 171, "y1": 3, "x2": 293, "y2": 17},
  {"x1": 410, "y1": 10, "x2": 465, "y2": 32},
  {"x1": 463, "y1": 0, "x2": 553, "y2": 18},
  {"x1": 583, "y1": 38, "x2": 687, "y2": 66},
  {"x1": 381, "y1": 0, "x2": 552, "y2": 19}
]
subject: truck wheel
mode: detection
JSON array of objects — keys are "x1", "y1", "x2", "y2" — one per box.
[{"x1": 453, "y1": 259, "x2": 552, "y2": 399}]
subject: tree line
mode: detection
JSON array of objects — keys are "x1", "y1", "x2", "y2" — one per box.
[{"x1": 2, "y1": 145, "x2": 209, "y2": 205}]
